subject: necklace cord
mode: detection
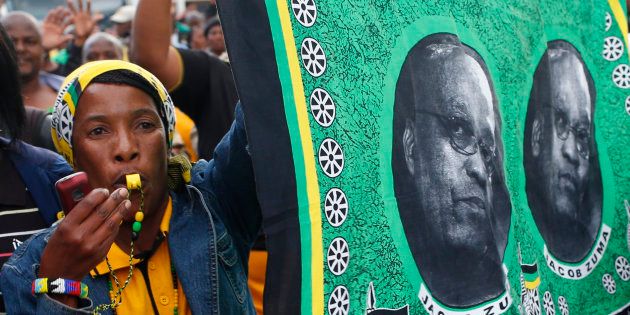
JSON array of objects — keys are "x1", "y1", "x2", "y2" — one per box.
[{"x1": 93, "y1": 187, "x2": 144, "y2": 314}]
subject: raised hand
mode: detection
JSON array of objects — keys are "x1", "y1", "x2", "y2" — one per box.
[
  {"x1": 67, "y1": 0, "x2": 103, "y2": 46},
  {"x1": 41, "y1": 6, "x2": 73, "y2": 51}
]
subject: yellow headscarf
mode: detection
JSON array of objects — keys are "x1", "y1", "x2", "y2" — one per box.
[{"x1": 51, "y1": 60, "x2": 176, "y2": 167}]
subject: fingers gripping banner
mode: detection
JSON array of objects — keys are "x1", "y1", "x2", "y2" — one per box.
[{"x1": 220, "y1": 0, "x2": 630, "y2": 314}]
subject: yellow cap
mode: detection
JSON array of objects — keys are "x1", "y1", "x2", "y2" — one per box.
[{"x1": 126, "y1": 174, "x2": 142, "y2": 190}]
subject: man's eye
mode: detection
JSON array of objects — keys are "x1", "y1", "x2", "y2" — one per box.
[
  {"x1": 89, "y1": 127, "x2": 105, "y2": 136},
  {"x1": 577, "y1": 129, "x2": 590, "y2": 141},
  {"x1": 556, "y1": 116, "x2": 566, "y2": 127},
  {"x1": 446, "y1": 116, "x2": 467, "y2": 137},
  {"x1": 553, "y1": 109, "x2": 567, "y2": 129},
  {"x1": 139, "y1": 121, "x2": 156, "y2": 130}
]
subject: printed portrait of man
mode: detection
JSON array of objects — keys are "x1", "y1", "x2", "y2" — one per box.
[
  {"x1": 524, "y1": 40, "x2": 602, "y2": 263},
  {"x1": 391, "y1": 33, "x2": 512, "y2": 308}
]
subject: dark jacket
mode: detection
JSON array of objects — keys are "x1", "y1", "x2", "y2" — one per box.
[{"x1": 1, "y1": 137, "x2": 72, "y2": 225}]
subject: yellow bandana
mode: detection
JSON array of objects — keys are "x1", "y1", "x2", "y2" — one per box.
[{"x1": 51, "y1": 60, "x2": 176, "y2": 167}]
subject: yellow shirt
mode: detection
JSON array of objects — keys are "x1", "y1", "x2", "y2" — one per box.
[
  {"x1": 90, "y1": 199, "x2": 191, "y2": 315},
  {"x1": 174, "y1": 107, "x2": 198, "y2": 162}
]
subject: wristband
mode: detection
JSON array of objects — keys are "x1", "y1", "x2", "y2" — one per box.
[{"x1": 32, "y1": 278, "x2": 88, "y2": 299}]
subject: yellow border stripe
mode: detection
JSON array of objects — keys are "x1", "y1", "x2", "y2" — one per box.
[
  {"x1": 276, "y1": 0, "x2": 325, "y2": 314},
  {"x1": 608, "y1": 0, "x2": 629, "y2": 61}
]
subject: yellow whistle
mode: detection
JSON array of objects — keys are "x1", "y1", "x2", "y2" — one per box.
[{"x1": 126, "y1": 174, "x2": 142, "y2": 190}]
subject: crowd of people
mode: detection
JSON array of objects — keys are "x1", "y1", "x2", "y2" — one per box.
[{"x1": 0, "y1": 0, "x2": 266, "y2": 314}]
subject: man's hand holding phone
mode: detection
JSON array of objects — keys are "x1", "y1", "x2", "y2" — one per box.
[{"x1": 38, "y1": 173, "x2": 130, "y2": 306}]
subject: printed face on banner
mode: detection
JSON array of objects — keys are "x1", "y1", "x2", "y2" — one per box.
[
  {"x1": 392, "y1": 33, "x2": 512, "y2": 308},
  {"x1": 524, "y1": 40, "x2": 603, "y2": 263}
]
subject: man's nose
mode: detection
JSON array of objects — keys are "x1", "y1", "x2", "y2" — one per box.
[
  {"x1": 114, "y1": 130, "x2": 139, "y2": 162},
  {"x1": 464, "y1": 152, "x2": 488, "y2": 187},
  {"x1": 561, "y1": 132, "x2": 580, "y2": 165},
  {"x1": 13, "y1": 39, "x2": 25, "y2": 52}
]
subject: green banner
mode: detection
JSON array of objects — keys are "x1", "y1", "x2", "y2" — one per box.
[{"x1": 221, "y1": 0, "x2": 630, "y2": 314}]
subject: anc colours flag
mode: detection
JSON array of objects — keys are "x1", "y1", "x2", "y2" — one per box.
[
  {"x1": 220, "y1": 0, "x2": 630, "y2": 314},
  {"x1": 522, "y1": 263, "x2": 541, "y2": 291}
]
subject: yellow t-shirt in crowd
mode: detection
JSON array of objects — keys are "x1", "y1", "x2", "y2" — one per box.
[{"x1": 90, "y1": 199, "x2": 191, "y2": 315}]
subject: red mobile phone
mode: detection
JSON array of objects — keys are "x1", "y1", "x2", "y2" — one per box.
[{"x1": 55, "y1": 172, "x2": 92, "y2": 214}]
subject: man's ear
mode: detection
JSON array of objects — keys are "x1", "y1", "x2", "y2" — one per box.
[
  {"x1": 403, "y1": 119, "x2": 415, "y2": 176},
  {"x1": 531, "y1": 117, "x2": 541, "y2": 157}
]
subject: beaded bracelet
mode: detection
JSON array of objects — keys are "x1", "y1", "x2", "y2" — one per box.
[{"x1": 32, "y1": 278, "x2": 89, "y2": 299}]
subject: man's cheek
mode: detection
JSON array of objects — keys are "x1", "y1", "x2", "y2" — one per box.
[{"x1": 577, "y1": 164, "x2": 589, "y2": 184}]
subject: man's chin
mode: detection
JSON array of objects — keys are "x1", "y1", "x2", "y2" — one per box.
[
  {"x1": 19, "y1": 69, "x2": 37, "y2": 82},
  {"x1": 552, "y1": 197, "x2": 579, "y2": 222},
  {"x1": 445, "y1": 236, "x2": 497, "y2": 258},
  {"x1": 421, "y1": 238, "x2": 505, "y2": 307}
]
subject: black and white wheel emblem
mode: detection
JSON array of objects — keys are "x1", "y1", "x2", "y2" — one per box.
[
  {"x1": 625, "y1": 96, "x2": 630, "y2": 116},
  {"x1": 59, "y1": 102, "x2": 73, "y2": 143},
  {"x1": 529, "y1": 288, "x2": 541, "y2": 315},
  {"x1": 318, "y1": 138, "x2": 344, "y2": 178},
  {"x1": 528, "y1": 295, "x2": 542, "y2": 315},
  {"x1": 613, "y1": 64, "x2": 630, "y2": 88},
  {"x1": 602, "y1": 273, "x2": 616, "y2": 294},
  {"x1": 291, "y1": 0, "x2": 317, "y2": 27},
  {"x1": 325, "y1": 188, "x2": 348, "y2": 227},
  {"x1": 310, "y1": 88, "x2": 336, "y2": 127},
  {"x1": 606, "y1": 12, "x2": 612, "y2": 32},
  {"x1": 328, "y1": 285, "x2": 350, "y2": 315},
  {"x1": 603, "y1": 36, "x2": 624, "y2": 61},
  {"x1": 543, "y1": 291, "x2": 555, "y2": 315},
  {"x1": 558, "y1": 296, "x2": 569, "y2": 315},
  {"x1": 327, "y1": 237, "x2": 349, "y2": 275},
  {"x1": 615, "y1": 256, "x2": 630, "y2": 281},
  {"x1": 301, "y1": 38, "x2": 327, "y2": 77}
]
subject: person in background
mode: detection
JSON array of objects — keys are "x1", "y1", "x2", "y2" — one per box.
[
  {"x1": 109, "y1": 5, "x2": 135, "y2": 47},
  {"x1": 185, "y1": 10, "x2": 207, "y2": 50},
  {"x1": 82, "y1": 32, "x2": 123, "y2": 62},
  {"x1": 132, "y1": 0, "x2": 238, "y2": 160},
  {"x1": 204, "y1": 16, "x2": 228, "y2": 62},
  {"x1": 172, "y1": 107, "x2": 199, "y2": 162},
  {"x1": 42, "y1": 0, "x2": 103, "y2": 76},
  {"x1": 1, "y1": 11, "x2": 63, "y2": 111},
  {"x1": 0, "y1": 23, "x2": 72, "y2": 313},
  {"x1": 0, "y1": 0, "x2": 100, "y2": 110},
  {"x1": 189, "y1": 22, "x2": 207, "y2": 50}
]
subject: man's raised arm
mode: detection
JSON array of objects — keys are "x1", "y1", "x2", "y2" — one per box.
[{"x1": 130, "y1": 0, "x2": 182, "y2": 90}]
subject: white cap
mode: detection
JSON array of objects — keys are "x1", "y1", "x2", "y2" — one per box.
[{"x1": 110, "y1": 5, "x2": 136, "y2": 24}]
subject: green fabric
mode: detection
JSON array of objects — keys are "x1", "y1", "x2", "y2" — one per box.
[
  {"x1": 523, "y1": 272, "x2": 540, "y2": 283},
  {"x1": 50, "y1": 48, "x2": 69, "y2": 65},
  {"x1": 232, "y1": 0, "x2": 630, "y2": 313}
]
